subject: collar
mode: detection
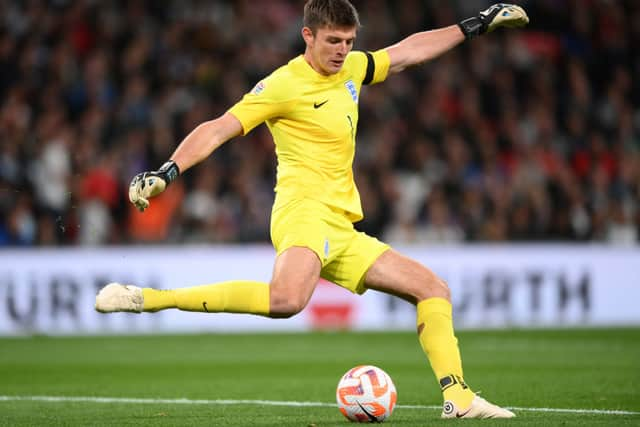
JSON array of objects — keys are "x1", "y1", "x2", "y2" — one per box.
[{"x1": 289, "y1": 55, "x2": 346, "y2": 82}]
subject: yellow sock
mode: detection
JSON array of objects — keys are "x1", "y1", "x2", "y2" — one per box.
[
  {"x1": 142, "y1": 280, "x2": 270, "y2": 316},
  {"x1": 417, "y1": 297, "x2": 474, "y2": 408}
]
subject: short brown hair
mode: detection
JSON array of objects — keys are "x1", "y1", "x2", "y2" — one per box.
[{"x1": 303, "y1": 0, "x2": 361, "y2": 33}]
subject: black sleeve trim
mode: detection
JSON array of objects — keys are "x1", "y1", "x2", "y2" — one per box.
[{"x1": 363, "y1": 51, "x2": 375, "y2": 85}]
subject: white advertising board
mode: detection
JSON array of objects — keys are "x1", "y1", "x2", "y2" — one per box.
[{"x1": 0, "y1": 245, "x2": 638, "y2": 335}]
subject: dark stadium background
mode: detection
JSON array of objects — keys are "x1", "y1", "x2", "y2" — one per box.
[
  {"x1": 1, "y1": 2, "x2": 639, "y2": 425},
  {"x1": 1, "y1": 0, "x2": 638, "y2": 247}
]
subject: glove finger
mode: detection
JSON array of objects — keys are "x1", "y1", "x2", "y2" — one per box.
[
  {"x1": 143, "y1": 176, "x2": 167, "y2": 198},
  {"x1": 129, "y1": 181, "x2": 150, "y2": 212},
  {"x1": 512, "y1": 5, "x2": 529, "y2": 24},
  {"x1": 503, "y1": 5, "x2": 528, "y2": 26},
  {"x1": 129, "y1": 183, "x2": 141, "y2": 204},
  {"x1": 134, "y1": 197, "x2": 149, "y2": 212},
  {"x1": 489, "y1": 5, "x2": 529, "y2": 31},
  {"x1": 129, "y1": 174, "x2": 143, "y2": 203}
]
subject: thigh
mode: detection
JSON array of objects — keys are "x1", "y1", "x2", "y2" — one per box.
[
  {"x1": 270, "y1": 245, "x2": 322, "y2": 308},
  {"x1": 363, "y1": 249, "x2": 450, "y2": 304},
  {"x1": 322, "y1": 230, "x2": 390, "y2": 295}
]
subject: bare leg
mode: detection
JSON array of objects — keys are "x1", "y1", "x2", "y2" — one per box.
[
  {"x1": 268, "y1": 246, "x2": 322, "y2": 318},
  {"x1": 364, "y1": 249, "x2": 449, "y2": 303}
]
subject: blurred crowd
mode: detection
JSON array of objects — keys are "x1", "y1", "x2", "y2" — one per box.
[{"x1": 1, "y1": 0, "x2": 639, "y2": 246}]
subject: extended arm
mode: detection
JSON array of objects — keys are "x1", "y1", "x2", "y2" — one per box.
[
  {"x1": 171, "y1": 112, "x2": 242, "y2": 173},
  {"x1": 386, "y1": 3, "x2": 529, "y2": 75},
  {"x1": 129, "y1": 112, "x2": 242, "y2": 211},
  {"x1": 387, "y1": 25, "x2": 464, "y2": 75}
]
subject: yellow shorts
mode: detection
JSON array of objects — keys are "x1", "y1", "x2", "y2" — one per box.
[{"x1": 270, "y1": 198, "x2": 390, "y2": 294}]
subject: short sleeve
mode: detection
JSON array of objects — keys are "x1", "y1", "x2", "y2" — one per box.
[{"x1": 227, "y1": 74, "x2": 298, "y2": 135}]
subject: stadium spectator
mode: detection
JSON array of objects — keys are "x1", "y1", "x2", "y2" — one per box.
[{"x1": 0, "y1": 0, "x2": 638, "y2": 246}]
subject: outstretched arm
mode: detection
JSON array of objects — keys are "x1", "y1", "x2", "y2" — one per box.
[
  {"x1": 170, "y1": 112, "x2": 242, "y2": 173},
  {"x1": 386, "y1": 3, "x2": 529, "y2": 75},
  {"x1": 386, "y1": 25, "x2": 464, "y2": 75},
  {"x1": 128, "y1": 112, "x2": 242, "y2": 212}
]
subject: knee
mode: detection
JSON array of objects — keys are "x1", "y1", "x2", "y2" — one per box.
[
  {"x1": 269, "y1": 290, "x2": 308, "y2": 319},
  {"x1": 417, "y1": 274, "x2": 451, "y2": 302},
  {"x1": 434, "y1": 278, "x2": 451, "y2": 300}
]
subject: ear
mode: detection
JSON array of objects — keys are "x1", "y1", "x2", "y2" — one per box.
[{"x1": 301, "y1": 26, "x2": 315, "y2": 47}]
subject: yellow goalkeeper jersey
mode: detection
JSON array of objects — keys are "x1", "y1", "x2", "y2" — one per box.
[{"x1": 228, "y1": 49, "x2": 390, "y2": 222}]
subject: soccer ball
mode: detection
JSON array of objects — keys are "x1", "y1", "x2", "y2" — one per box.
[{"x1": 336, "y1": 365, "x2": 397, "y2": 422}]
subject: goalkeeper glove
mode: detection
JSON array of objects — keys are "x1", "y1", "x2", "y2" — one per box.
[
  {"x1": 458, "y1": 3, "x2": 529, "y2": 39},
  {"x1": 128, "y1": 160, "x2": 180, "y2": 212}
]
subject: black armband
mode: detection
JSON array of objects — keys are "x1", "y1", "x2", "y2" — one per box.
[
  {"x1": 157, "y1": 160, "x2": 180, "y2": 185},
  {"x1": 363, "y1": 51, "x2": 375, "y2": 85},
  {"x1": 458, "y1": 16, "x2": 487, "y2": 39}
]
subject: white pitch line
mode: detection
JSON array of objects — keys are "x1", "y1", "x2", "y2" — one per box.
[
  {"x1": 508, "y1": 406, "x2": 639, "y2": 416},
  {"x1": 0, "y1": 396, "x2": 637, "y2": 416}
]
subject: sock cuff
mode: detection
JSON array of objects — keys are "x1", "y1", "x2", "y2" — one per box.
[
  {"x1": 417, "y1": 297, "x2": 452, "y2": 317},
  {"x1": 142, "y1": 288, "x2": 176, "y2": 312}
]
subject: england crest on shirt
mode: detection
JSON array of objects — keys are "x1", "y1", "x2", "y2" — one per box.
[{"x1": 345, "y1": 80, "x2": 358, "y2": 103}]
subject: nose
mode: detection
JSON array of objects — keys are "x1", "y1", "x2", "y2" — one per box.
[{"x1": 337, "y1": 41, "x2": 348, "y2": 56}]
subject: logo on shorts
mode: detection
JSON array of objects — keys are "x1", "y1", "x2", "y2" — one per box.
[
  {"x1": 345, "y1": 80, "x2": 357, "y2": 103},
  {"x1": 324, "y1": 238, "x2": 330, "y2": 259},
  {"x1": 251, "y1": 81, "x2": 265, "y2": 95}
]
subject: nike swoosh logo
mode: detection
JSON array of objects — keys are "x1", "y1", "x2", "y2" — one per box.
[
  {"x1": 456, "y1": 408, "x2": 472, "y2": 418},
  {"x1": 313, "y1": 100, "x2": 328, "y2": 109},
  {"x1": 355, "y1": 400, "x2": 378, "y2": 422}
]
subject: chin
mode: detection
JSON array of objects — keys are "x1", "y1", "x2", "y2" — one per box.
[{"x1": 328, "y1": 64, "x2": 343, "y2": 74}]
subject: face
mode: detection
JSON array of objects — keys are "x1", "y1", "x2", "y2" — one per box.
[{"x1": 302, "y1": 26, "x2": 357, "y2": 75}]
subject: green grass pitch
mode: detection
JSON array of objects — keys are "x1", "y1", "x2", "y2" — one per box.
[{"x1": 0, "y1": 328, "x2": 638, "y2": 426}]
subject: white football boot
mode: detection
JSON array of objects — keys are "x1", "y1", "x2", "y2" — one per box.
[
  {"x1": 441, "y1": 395, "x2": 515, "y2": 419},
  {"x1": 95, "y1": 283, "x2": 144, "y2": 313}
]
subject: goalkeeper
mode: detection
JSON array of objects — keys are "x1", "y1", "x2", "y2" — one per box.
[{"x1": 97, "y1": 1, "x2": 527, "y2": 419}]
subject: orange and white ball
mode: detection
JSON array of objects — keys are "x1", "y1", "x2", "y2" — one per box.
[{"x1": 336, "y1": 365, "x2": 397, "y2": 422}]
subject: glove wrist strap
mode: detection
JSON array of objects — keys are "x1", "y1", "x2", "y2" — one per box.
[
  {"x1": 458, "y1": 16, "x2": 486, "y2": 39},
  {"x1": 158, "y1": 160, "x2": 180, "y2": 185}
]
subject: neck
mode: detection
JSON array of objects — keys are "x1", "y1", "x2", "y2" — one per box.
[{"x1": 303, "y1": 49, "x2": 329, "y2": 76}]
